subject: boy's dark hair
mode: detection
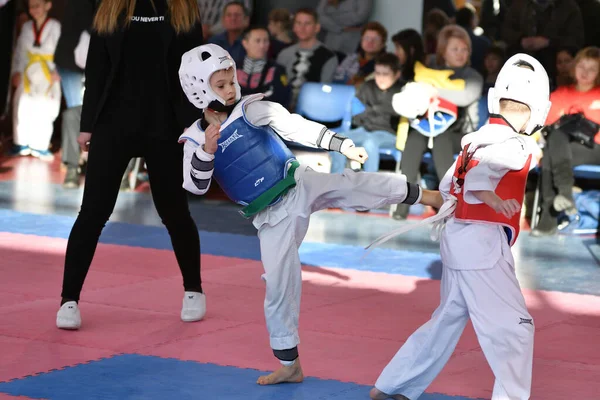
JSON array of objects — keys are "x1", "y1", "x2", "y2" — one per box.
[
  {"x1": 223, "y1": 1, "x2": 249, "y2": 17},
  {"x1": 294, "y1": 8, "x2": 319, "y2": 24},
  {"x1": 241, "y1": 25, "x2": 269, "y2": 40},
  {"x1": 375, "y1": 52, "x2": 401, "y2": 73}
]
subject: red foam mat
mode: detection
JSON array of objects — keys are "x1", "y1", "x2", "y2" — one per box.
[{"x1": 1, "y1": 233, "x2": 599, "y2": 399}]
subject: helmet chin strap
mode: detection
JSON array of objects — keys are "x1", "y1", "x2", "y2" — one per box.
[{"x1": 207, "y1": 99, "x2": 238, "y2": 114}]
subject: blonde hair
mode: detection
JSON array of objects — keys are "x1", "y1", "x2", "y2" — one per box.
[
  {"x1": 571, "y1": 46, "x2": 600, "y2": 86},
  {"x1": 435, "y1": 24, "x2": 471, "y2": 67},
  {"x1": 94, "y1": 0, "x2": 200, "y2": 35},
  {"x1": 499, "y1": 99, "x2": 531, "y2": 114}
]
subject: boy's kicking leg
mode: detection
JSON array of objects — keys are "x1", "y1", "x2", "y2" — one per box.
[
  {"x1": 371, "y1": 267, "x2": 469, "y2": 399},
  {"x1": 458, "y1": 258, "x2": 534, "y2": 400},
  {"x1": 253, "y1": 166, "x2": 423, "y2": 386},
  {"x1": 255, "y1": 208, "x2": 309, "y2": 385}
]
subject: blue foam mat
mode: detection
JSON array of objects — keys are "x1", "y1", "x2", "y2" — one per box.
[
  {"x1": 0, "y1": 354, "x2": 481, "y2": 400},
  {"x1": 0, "y1": 209, "x2": 442, "y2": 280}
]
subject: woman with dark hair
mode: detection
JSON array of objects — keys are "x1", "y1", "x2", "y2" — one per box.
[
  {"x1": 391, "y1": 28, "x2": 425, "y2": 81},
  {"x1": 56, "y1": 0, "x2": 206, "y2": 330}
]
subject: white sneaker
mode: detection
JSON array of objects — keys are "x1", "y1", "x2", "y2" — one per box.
[
  {"x1": 56, "y1": 301, "x2": 81, "y2": 330},
  {"x1": 181, "y1": 291, "x2": 206, "y2": 322}
]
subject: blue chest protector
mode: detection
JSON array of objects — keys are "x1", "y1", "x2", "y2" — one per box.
[{"x1": 212, "y1": 110, "x2": 296, "y2": 206}]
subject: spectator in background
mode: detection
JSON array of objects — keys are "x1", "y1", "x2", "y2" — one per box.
[
  {"x1": 267, "y1": 8, "x2": 292, "y2": 60},
  {"x1": 393, "y1": 25, "x2": 483, "y2": 220},
  {"x1": 237, "y1": 26, "x2": 290, "y2": 108},
  {"x1": 482, "y1": 45, "x2": 505, "y2": 92},
  {"x1": 54, "y1": 0, "x2": 95, "y2": 188},
  {"x1": 423, "y1": 8, "x2": 450, "y2": 66},
  {"x1": 330, "y1": 53, "x2": 404, "y2": 175},
  {"x1": 317, "y1": 0, "x2": 374, "y2": 55},
  {"x1": 391, "y1": 28, "x2": 426, "y2": 82},
  {"x1": 198, "y1": 0, "x2": 252, "y2": 39},
  {"x1": 0, "y1": 0, "x2": 16, "y2": 120},
  {"x1": 555, "y1": 46, "x2": 578, "y2": 88},
  {"x1": 501, "y1": 0, "x2": 584, "y2": 86},
  {"x1": 10, "y1": 0, "x2": 61, "y2": 161},
  {"x1": 455, "y1": 4, "x2": 491, "y2": 75},
  {"x1": 333, "y1": 21, "x2": 387, "y2": 86},
  {"x1": 208, "y1": 1, "x2": 250, "y2": 63},
  {"x1": 532, "y1": 47, "x2": 600, "y2": 236},
  {"x1": 478, "y1": 45, "x2": 506, "y2": 128},
  {"x1": 276, "y1": 8, "x2": 338, "y2": 110},
  {"x1": 479, "y1": 0, "x2": 512, "y2": 41}
]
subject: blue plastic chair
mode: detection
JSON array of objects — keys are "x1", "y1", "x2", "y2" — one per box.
[{"x1": 294, "y1": 83, "x2": 356, "y2": 132}]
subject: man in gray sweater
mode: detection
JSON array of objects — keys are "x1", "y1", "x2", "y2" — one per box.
[{"x1": 276, "y1": 8, "x2": 338, "y2": 110}]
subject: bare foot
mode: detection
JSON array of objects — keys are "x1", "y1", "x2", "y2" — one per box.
[
  {"x1": 257, "y1": 359, "x2": 304, "y2": 385},
  {"x1": 369, "y1": 387, "x2": 409, "y2": 400}
]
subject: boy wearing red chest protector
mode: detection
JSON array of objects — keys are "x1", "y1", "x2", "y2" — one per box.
[{"x1": 370, "y1": 54, "x2": 551, "y2": 400}]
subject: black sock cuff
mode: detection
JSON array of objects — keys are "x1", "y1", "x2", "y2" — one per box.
[{"x1": 273, "y1": 347, "x2": 298, "y2": 361}]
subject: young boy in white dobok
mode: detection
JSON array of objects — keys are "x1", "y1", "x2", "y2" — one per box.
[
  {"x1": 370, "y1": 54, "x2": 551, "y2": 400},
  {"x1": 177, "y1": 44, "x2": 425, "y2": 386}
]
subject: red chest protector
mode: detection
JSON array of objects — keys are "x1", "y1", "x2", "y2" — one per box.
[{"x1": 450, "y1": 119, "x2": 532, "y2": 246}]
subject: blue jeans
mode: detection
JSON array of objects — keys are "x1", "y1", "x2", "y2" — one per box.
[
  {"x1": 330, "y1": 127, "x2": 397, "y2": 173},
  {"x1": 57, "y1": 67, "x2": 84, "y2": 108}
]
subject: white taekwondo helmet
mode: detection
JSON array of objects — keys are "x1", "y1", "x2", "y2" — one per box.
[
  {"x1": 178, "y1": 44, "x2": 241, "y2": 110},
  {"x1": 488, "y1": 53, "x2": 552, "y2": 135}
]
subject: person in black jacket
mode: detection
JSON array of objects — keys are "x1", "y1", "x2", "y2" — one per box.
[
  {"x1": 56, "y1": 0, "x2": 206, "y2": 330},
  {"x1": 54, "y1": 0, "x2": 95, "y2": 188}
]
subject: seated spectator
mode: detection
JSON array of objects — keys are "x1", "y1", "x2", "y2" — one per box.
[
  {"x1": 333, "y1": 21, "x2": 387, "y2": 86},
  {"x1": 478, "y1": 45, "x2": 506, "y2": 128},
  {"x1": 393, "y1": 24, "x2": 483, "y2": 220},
  {"x1": 316, "y1": 0, "x2": 374, "y2": 55},
  {"x1": 532, "y1": 47, "x2": 600, "y2": 236},
  {"x1": 423, "y1": 8, "x2": 450, "y2": 66},
  {"x1": 207, "y1": 1, "x2": 249, "y2": 63},
  {"x1": 455, "y1": 3, "x2": 491, "y2": 75},
  {"x1": 237, "y1": 26, "x2": 291, "y2": 108},
  {"x1": 391, "y1": 28, "x2": 426, "y2": 82},
  {"x1": 482, "y1": 45, "x2": 505, "y2": 92},
  {"x1": 555, "y1": 46, "x2": 578, "y2": 88},
  {"x1": 330, "y1": 53, "x2": 404, "y2": 174},
  {"x1": 276, "y1": 8, "x2": 338, "y2": 110},
  {"x1": 267, "y1": 8, "x2": 292, "y2": 60},
  {"x1": 199, "y1": 0, "x2": 252, "y2": 39}
]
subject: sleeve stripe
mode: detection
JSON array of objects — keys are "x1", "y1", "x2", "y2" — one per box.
[
  {"x1": 190, "y1": 174, "x2": 211, "y2": 190},
  {"x1": 192, "y1": 153, "x2": 214, "y2": 172}
]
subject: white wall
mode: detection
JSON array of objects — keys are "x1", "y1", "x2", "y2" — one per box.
[{"x1": 369, "y1": 0, "x2": 423, "y2": 51}]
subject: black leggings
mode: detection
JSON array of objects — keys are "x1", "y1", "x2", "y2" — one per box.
[{"x1": 61, "y1": 128, "x2": 202, "y2": 301}]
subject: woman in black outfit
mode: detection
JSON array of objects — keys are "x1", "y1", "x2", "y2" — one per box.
[{"x1": 56, "y1": 0, "x2": 206, "y2": 330}]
